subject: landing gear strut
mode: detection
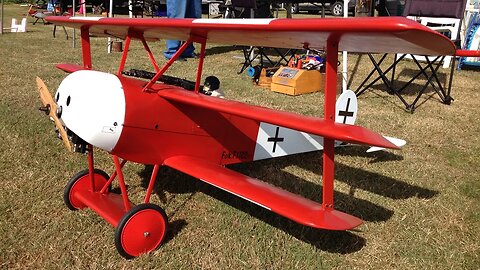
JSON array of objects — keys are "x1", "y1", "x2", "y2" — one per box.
[{"x1": 63, "y1": 147, "x2": 168, "y2": 258}]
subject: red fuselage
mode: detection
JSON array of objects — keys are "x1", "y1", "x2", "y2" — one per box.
[{"x1": 113, "y1": 76, "x2": 259, "y2": 165}]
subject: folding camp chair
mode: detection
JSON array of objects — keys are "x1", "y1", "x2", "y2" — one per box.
[
  {"x1": 238, "y1": 47, "x2": 298, "y2": 74},
  {"x1": 355, "y1": 0, "x2": 468, "y2": 112}
]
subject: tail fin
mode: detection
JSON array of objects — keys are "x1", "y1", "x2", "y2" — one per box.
[
  {"x1": 335, "y1": 90, "x2": 358, "y2": 125},
  {"x1": 334, "y1": 90, "x2": 357, "y2": 148}
]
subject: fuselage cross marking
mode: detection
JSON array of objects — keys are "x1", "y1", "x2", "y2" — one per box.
[{"x1": 267, "y1": 127, "x2": 284, "y2": 153}]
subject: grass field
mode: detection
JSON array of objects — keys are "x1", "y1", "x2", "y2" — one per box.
[{"x1": 1, "y1": 4, "x2": 479, "y2": 269}]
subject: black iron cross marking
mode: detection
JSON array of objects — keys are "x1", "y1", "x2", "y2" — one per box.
[
  {"x1": 338, "y1": 98, "x2": 354, "y2": 124},
  {"x1": 267, "y1": 127, "x2": 284, "y2": 153}
]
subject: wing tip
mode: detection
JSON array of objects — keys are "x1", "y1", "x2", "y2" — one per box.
[{"x1": 308, "y1": 208, "x2": 363, "y2": 231}]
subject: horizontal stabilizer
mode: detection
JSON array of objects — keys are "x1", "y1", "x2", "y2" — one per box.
[
  {"x1": 164, "y1": 156, "x2": 363, "y2": 230},
  {"x1": 158, "y1": 89, "x2": 399, "y2": 150},
  {"x1": 367, "y1": 136, "x2": 406, "y2": 153}
]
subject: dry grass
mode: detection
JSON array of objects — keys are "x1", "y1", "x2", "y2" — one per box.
[{"x1": 1, "y1": 4, "x2": 479, "y2": 269}]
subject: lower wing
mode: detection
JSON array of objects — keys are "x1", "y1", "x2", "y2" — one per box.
[{"x1": 163, "y1": 155, "x2": 363, "y2": 230}]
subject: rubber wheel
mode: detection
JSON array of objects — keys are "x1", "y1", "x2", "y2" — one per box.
[
  {"x1": 63, "y1": 169, "x2": 110, "y2": 210},
  {"x1": 115, "y1": 204, "x2": 168, "y2": 259},
  {"x1": 330, "y1": 1, "x2": 343, "y2": 16}
]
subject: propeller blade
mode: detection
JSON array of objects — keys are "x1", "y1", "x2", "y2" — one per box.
[{"x1": 36, "y1": 77, "x2": 72, "y2": 152}]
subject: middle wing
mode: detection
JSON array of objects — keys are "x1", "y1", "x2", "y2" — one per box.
[{"x1": 158, "y1": 89, "x2": 398, "y2": 149}]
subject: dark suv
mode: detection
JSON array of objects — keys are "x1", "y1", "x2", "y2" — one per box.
[{"x1": 290, "y1": 1, "x2": 355, "y2": 16}]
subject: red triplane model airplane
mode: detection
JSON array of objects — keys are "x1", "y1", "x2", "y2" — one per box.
[{"x1": 36, "y1": 16, "x2": 478, "y2": 258}]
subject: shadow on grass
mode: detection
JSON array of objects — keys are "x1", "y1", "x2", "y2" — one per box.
[
  {"x1": 290, "y1": 150, "x2": 438, "y2": 200},
  {"x1": 138, "y1": 149, "x2": 437, "y2": 252},
  {"x1": 335, "y1": 145, "x2": 404, "y2": 163}
]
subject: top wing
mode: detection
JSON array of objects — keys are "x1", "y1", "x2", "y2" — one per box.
[
  {"x1": 158, "y1": 88, "x2": 398, "y2": 150},
  {"x1": 45, "y1": 16, "x2": 455, "y2": 56}
]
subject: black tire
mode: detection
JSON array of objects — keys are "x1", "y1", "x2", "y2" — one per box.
[
  {"x1": 63, "y1": 169, "x2": 110, "y2": 210},
  {"x1": 330, "y1": 1, "x2": 344, "y2": 16},
  {"x1": 115, "y1": 204, "x2": 169, "y2": 259}
]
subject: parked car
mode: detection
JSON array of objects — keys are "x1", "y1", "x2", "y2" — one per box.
[{"x1": 290, "y1": 1, "x2": 355, "y2": 16}]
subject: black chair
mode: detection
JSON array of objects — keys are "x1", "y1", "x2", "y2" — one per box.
[
  {"x1": 226, "y1": 0, "x2": 257, "y2": 18},
  {"x1": 355, "y1": 0, "x2": 467, "y2": 112}
]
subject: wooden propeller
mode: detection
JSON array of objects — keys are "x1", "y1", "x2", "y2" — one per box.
[{"x1": 36, "y1": 77, "x2": 72, "y2": 152}]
